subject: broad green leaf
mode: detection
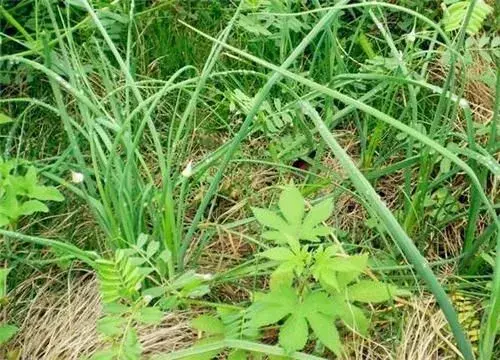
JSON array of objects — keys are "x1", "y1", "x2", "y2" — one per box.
[
  {"x1": 307, "y1": 312, "x2": 342, "y2": 356},
  {"x1": 249, "y1": 303, "x2": 292, "y2": 328},
  {"x1": 302, "y1": 198, "x2": 333, "y2": 229},
  {"x1": 19, "y1": 200, "x2": 49, "y2": 215},
  {"x1": 96, "y1": 316, "x2": 126, "y2": 336},
  {"x1": 0, "y1": 113, "x2": 13, "y2": 125},
  {"x1": 347, "y1": 280, "x2": 396, "y2": 303},
  {"x1": 270, "y1": 262, "x2": 295, "y2": 291},
  {"x1": 337, "y1": 270, "x2": 362, "y2": 290},
  {"x1": 302, "y1": 291, "x2": 336, "y2": 316},
  {"x1": 0, "y1": 185, "x2": 19, "y2": 219},
  {"x1": 279, "y1": 314, "x2": 308, "y2": 353},
  {"x1": 135, "y1": 306, "x2": 163, "y2": 325},
  {"x1": 262, "y1": 230, "x2": 288, "y2": 243},
  {"x1": 191, "y1": 315, "x2": 225, "y2": 335},
  {"x1": 29, "y1": 185, "x2": 64, "y2": 201},
  {"x1": 142, "y1": 286, "x2": 165, "y2": 298},
  {"x1": 279, "y1": 185, "x2": 304, "y2": 226},
  {"x1": 252, "y1": 207, "x2": 288, "y2": 231},
  {"x1": 0, "y1": 324, "x2": 17, "y2": 345},
  {"x1": 338, "y1": 304, "x2": 370, "y2": 336},
  {"x1": 250, "y1": 287, "x2": 297, "y2": 327},
  {"x1": 0, "y1": 214, "x2": 10, "y2": 227},
  {"x1": 300, "y1": 225, "x2": 332, "y2": 241},
  {"x1": 258, "y1": 247, "x2": 295, "y2": 261},
  {"x1": 319, "y1": 272, "x2": 340, "y2": 292},
  {"x1": 329, "y1": 254, "x2": 368, "y2": 273}
]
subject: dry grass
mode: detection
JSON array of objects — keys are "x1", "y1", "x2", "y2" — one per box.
[
  {"x1": 2, "y1": 269, "x2": 469, "y2": 360},
  {"x1": 5, "y1": 272, "x2": 195, "y2": 360},
  {"x1": 340, "y1": 296, "x2": 462, "y2": 360}
]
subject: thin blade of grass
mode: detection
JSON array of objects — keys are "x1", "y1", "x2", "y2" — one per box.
[{"x1": 300, "y1": 100, "x2": 475, "y2": 360}]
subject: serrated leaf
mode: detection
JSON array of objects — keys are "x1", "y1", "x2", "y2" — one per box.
[
  {"x1": 337, "y1": 270, "x2": 361, "y2": 289},
  {"x1": 250, "y1": 302, "x2": 292, "y2": 328},
  {"x1": 250, "y1": 287, "x2": 297, "y2": 327},
  {"x1": 329, "y1": 254, "x2": 368, "y2": 273},
  {"x1": 258, "y1": 247, "x2": 295, "y2": 261},
  {"x1": 279, "y1": 186, "x2": 304, "y2": 226},
  {"x1": 302, "y1": 291, "x2": 336, "y2": 316},
  {"x1": 319, "y1": 272, "x2": 340, "y2": 292},
  {"x1": 252, "y1": 207, "x2": 288, "y2": 231},
  {"x1": 19, "y1": 200, "x2": 49, "y2": 215},
  {"x1": 338, "y1": 304, "x2": 370, "y2": 336},
  {"x1": 270, "y1": 262, "x2": 295, "y2": 291},
  {"x1": 279, "y1": 314, "x2": 308, "y2": 353},
  {"x1": 191, "y1": 315, "x2": 225, "y2": 335},
  {"x1": 302, "y1": 198, "x2": 333, "y2": 229},
  {"x1": 0, "y1": 324, "x2": 18, "y2": 345},
  {"x1": 307, "y1": 312, "x2": 342, "y2": 356},
  {"x1": 347, "y1": 280, "x2": 396, "y2": 303},
  {"x1": 135, "y1": 306, "x2": 163, "y2": 325},
  {"x1": 261, "y1": 231, "x2": 290, "y2": 244}
]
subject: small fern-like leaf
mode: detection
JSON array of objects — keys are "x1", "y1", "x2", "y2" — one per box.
[
  {"x1": 442, "y1": 0, "x2": 493, "y2": 35},
  {"x1": 96, "y1": 249, "x2": 152, "y2": 303}
]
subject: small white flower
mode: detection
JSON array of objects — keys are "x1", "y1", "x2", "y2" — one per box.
[
  {"x1": 71, "y1": 171, "x2": 84, "y2": 184},
  {"x1": 143, "y1": 295, "x2": 153, "y2": 304},
  {"x1": 459, "y1": 98, "x2": 469, "y2": 109},
  {"x1": 181, "y1": 161, "x2": 193, "y2": 178}
]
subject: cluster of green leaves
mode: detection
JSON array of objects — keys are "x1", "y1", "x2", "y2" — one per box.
[
  {"x1": 441, "y1": 0, "x2": 493, "y2": 35},
  {"x1": 67, "y1": 0, "x2": 129, "y2": 41},
  {"x1": 247, "y1": 185, "x2": 400, "y2": 356},
  {"x1": 238, "y1": 0, "x2": 309, "y2": 38},
  {"x1": 190, "y1": 185, "x2": 401, "y2": 357},
  {"x1": 0, "y1": 157, "x2": 64, "y2": 228},
  {"x1": 93, "y1": 234, "x2": 212, "y2": 360},
  {"x1": 91, "y1": 300, "x2": 163, "y2": 360},
  {"x1": 0, "y1": 268, "x2": 18, "y2": 347},
  {"x1": 190, "y1": 308, "x2": 261, "y2": 360},
  {"x1": 228, "y1": 89, "x2": 294, "y2": 134}
]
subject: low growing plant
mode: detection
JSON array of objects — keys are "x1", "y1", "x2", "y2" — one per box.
[
  {"x1": 190, "y1": 184, "x2": 403, "y2": 358},
  {"x1": 0, "y1": 157, "x2": 64, "y2": 228}
]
